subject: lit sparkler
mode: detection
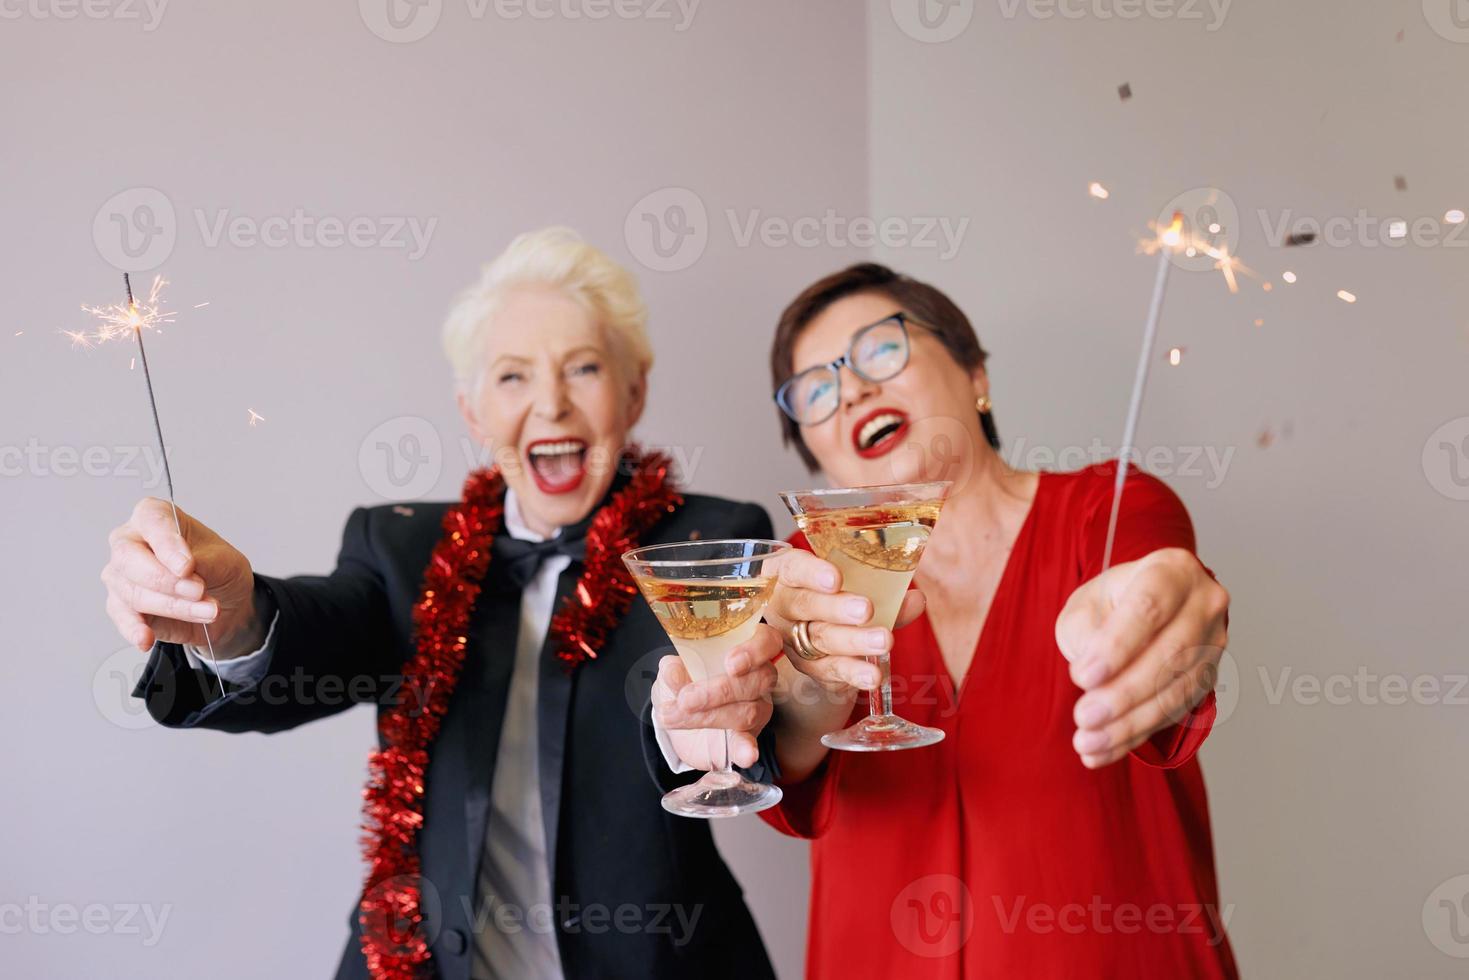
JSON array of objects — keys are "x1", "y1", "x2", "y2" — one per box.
[{"x1": 80, "y1": 273, "x2": 225, "y2": 695}]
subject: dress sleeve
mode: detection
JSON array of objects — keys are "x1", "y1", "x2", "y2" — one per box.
[{"x1": 1079, "y1": 462, "x2": 1225, "y2": 769}]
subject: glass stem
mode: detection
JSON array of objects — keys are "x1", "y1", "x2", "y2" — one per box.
[
  {"x1": 714, "y1": 728, "x2": 733, "y2": 774},
  {"x1": 869, "y1": 653, "x2": 893, "y2": 719}
]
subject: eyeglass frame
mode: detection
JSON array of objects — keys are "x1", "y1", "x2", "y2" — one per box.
[{"x1": 773, "y1": 311, "x2": 928, "y2": 426}]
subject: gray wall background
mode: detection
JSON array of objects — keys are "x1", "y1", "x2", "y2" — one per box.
[{"x1": 3, "y1": 1, "x2": 1467, "y2": 977}]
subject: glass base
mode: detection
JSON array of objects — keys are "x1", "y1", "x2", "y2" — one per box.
[
  {"x1": 661, "y1": 770, "x2": 784, "y2": 819},
  {"x1": 821, "y1": 715, "x2": 946, "y2": 752}
]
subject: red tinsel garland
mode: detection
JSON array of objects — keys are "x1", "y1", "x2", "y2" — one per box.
[{"x1": 357, "y1": 447, "x2": 682, "y2": 980}]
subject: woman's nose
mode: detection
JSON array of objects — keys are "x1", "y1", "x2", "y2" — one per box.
[
  {"x1": 532, "y1": 376, "x2": 571, "y2": 421},
  {"x1": 841, "y1": 365, "x2": 880, "y2": 411}
]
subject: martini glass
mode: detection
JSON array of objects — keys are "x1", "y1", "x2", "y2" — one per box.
[
  {"x1": 624, "y1": 539, "x2": 790, "y2": 818},
  {"x1": 777, "y1": 482, "x2": 951, "y2": 751}
]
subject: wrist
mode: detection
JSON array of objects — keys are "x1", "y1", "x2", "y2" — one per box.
[{"x1": 215, "y1": 577, "x2": 274, "y2": 659}]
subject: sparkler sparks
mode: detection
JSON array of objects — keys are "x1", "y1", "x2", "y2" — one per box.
[{"x1": 247, "y1": 408, "x2": 266, "y2": 426}]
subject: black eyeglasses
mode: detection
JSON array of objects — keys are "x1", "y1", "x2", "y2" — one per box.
[{"x1": 774, "y1": 313, "x2": 920, "y2": 426}]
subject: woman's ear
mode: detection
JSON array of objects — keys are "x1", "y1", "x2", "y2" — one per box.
[
  {"x1": 456, "y1": 387, "x2": 486, "y2": 445},
  {"x1": 624, "y1": 371, "x2": 649, "y2": 431},
  {"x1": 970, "y1": 364, "x2": 990, "y2": 402}
]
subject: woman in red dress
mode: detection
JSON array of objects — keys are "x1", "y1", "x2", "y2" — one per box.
[{"x1": 655, "y1": 264, "x2": 1239, "y2": 978}]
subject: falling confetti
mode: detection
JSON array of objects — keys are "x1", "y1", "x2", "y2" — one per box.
[
  {"x1": 1256, "y1": 426, "x2": 1275, "y2": 449},
  {"x1": 1337, "y1": 289, "x2": 1357, "y2": 304},
  {"x1": 1388, "y1": 220, "x2": 1407, "y2": 240},
  {"x1": 1262, "y1": 282, "x2": 1273, "y2": 292},
  {"x1": 1254, "y1": 318, "x2": 1264, "y2": 327},
  {"x1": 1285, "y1": 231, "x2": 1316, "y2": 247},
  {"x1": 1168, "y1": 347, "x2": 1184, "y2": 366},
  {"x1": 1118, "y1": 82, "x2": 1132, "y2": 101},
  {"x1": 1446, "y1": 209, "x2": 1465, "y2": 225},
  {"x1": 1394, "y1": 176, "x2": 1408, "y2": 192},
  {"x1": 1282, "y1": 270, "x2": 1297, "y2": 283},
  {"x1": 247, "y1": 408, "x2": 266, "y2": 427},
  {"x1": 1088, "y1": 182, "x2": 1110, "y2": 200}
]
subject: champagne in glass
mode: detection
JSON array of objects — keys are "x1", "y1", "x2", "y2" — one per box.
[
  {"x1": 624, "y1": 539, "x2": 790, "y2": 818},
  {"x1": 778, "y1": 482, "x2": 951, "y2": 751}
]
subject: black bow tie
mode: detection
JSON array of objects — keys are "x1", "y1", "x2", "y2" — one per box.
[{"x1": 492, "y1": 526, "x2": 590, "y2": 588}]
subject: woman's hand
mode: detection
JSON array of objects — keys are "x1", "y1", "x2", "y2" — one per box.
[
  {"x1": 652, "y1": 623, "x2": 784, "y2": 769},
  {"x1": 761, "y1": 549, "x2": 926, "y2": 693},
  {"x1": 1055, "y1": 547, "x2": 1230, "y2": 768},
  {"x1": 102, "y1": 498, "x2": 262, "y2": 656}
]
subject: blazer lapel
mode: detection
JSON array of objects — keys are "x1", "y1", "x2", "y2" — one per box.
[{"x1": 460, "y1": 569, "x2": 522, "y2": 878}]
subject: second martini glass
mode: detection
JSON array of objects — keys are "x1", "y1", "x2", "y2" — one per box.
[
  {"x1": 624, "y1": 539, "x2": 790, "y2": 818},
  {"x1": 778, "y1": 481, "x2": 951, "y2": 751}
]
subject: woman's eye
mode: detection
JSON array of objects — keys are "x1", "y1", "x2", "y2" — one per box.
[
  {"x1": 569, "y1": 362, "x2": 601, "y2": 377},
  {"x1": 805, "y1": 381, "x2": 834, "y2": 406},
  {"x1": 497, "y1": 371, "x2": 524, "y2": 385}
]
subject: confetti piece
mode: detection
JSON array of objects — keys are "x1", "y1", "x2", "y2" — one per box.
[
  {"x1": 1285, "y1": 232, "x2": 1316, "y2": 247},
  {"x1": 194, "y1": 302, "x2": 211, "y2": 309},
  {"x1": 1088, "y1": 181, "x2": 1110, "y2": 200},
  {"x1": 1208, "y1": 222, "x2": 1221, "y2": 234},
  {"x1": 1167, "y1": 347, "x2": 1184, "y2": 366},
  {"x1": 247, "y1": 408, "x2": 266, "y2": 427},
  {"x1": 1254, "y1": 318, "x2": 1264, "y2": 327},
  {"x1": 1282, "y1": 270, "x2": 1297, "y2": 283},
  {"x1": 1388, "y1": 220, "x2": 1407, "y2": 239},
  {"x1": 1256, "y1": 427, "x2": 1275, "y2": 449},
  {"x1": 1446, "y1": 209, "x2": 1465, "y2": 225},
  {"x1": 1262, "y1": 282, "x2": 1273, "y2": 292},
  {"x1": 1337, "y1": 289, "x2": 1357, "y2": 303},
  {"x1": 1394, "y1": 175, "x2": 1408, "y2": 192},
  {"x1": 13, "y1": 330, "x2": 21, "y2": 337},
  {"x1": 1118, "y1": 82, "x2": 1132, "y2": 101},
  {"x1": 392, "y1": 505, "x2": 416, "y2": 517}
]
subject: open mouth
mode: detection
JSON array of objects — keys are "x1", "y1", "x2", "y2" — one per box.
[
  {"x1": 526, "y1": 438, "x2": 589, "y2": 494},
  {"x1": 852, "y1": 408, "x2": 910, "y2": 459}
]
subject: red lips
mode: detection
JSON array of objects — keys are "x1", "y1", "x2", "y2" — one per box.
[
  {"x1": 851, "y1": 407, "x2": 911, "y2": 459},
  {"x1": 525, "y1": 437, "x2": 588, "y2": 494}
]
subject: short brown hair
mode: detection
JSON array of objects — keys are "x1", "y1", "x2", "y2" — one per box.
[{"x1": 770, "y1": 262, "x2": 1000, "y2": 472}]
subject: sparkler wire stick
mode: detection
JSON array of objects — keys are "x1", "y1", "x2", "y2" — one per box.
[
  {"x1": 123, "y1": 273, "x2": 227, "y2": 697},
  {"x1": 1099, "y1": 215, "x2": 1179, "y2": 573}
]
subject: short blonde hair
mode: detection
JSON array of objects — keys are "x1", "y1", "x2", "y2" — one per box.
[{"x1": 441, "y1": 227, "x2": 653, "y2": 392}]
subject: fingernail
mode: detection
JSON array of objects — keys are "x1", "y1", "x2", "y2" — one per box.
[
  {"x1": 191, "y1": 601, "x2": 217, "y2": 620},
  {"x1": 1076, "y1": 699, "x2": 1111, "y2": 728},
  {"x1": 1078, "y1": 658, "x2": 1109, "y2": 688},
  {"x1": 863, "y1": 630, "x2": 889, "y2": 652},
  {"x1": 174, "y1": 578, "x2": 203, "y2": 599},
  {"x1": 727, "y1": 651, "x2": 750, "y2": 674},
  {"x1": 862, "y1": 667, "x2": 882, "y2": 689},
  {"x1": 819, "y1": 570, "x2": 838, "y2": 591},
  {"x1": 1075, "y1": 729, "x2": 1110, "y2": 753},
  {"x1": 168, "y1": 553, "x2": 189, "y2": 575},
  {"x1": 844, "y1": 597, "x2": 870, "y2": 622}
]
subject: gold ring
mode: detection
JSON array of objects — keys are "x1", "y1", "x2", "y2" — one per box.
[{"x1": 790, "y1": 620, "x2": 827, "y2": 661}]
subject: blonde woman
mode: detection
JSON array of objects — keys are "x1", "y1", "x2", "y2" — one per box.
[{"x1": 100, "y1": 229, "x2": 784, "y2": 980}]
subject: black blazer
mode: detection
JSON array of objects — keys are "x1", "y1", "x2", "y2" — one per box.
[{"x1": 132, "y1": 492, "x2": 780, "y2": 980}]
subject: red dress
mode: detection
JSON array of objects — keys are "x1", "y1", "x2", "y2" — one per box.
[{"x1": 763, "y1": 463, "x2": 1238, "y2": 979}]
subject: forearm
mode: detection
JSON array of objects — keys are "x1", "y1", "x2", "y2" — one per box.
[{"x1": 770, "y1": 659, "x2": 856, "y2": 784}]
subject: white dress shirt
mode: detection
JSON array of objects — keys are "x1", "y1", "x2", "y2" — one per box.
[{"x1": 185, "y1": 491, "x2": 690, "y2": 978}]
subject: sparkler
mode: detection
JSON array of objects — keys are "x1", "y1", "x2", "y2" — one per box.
[
  {"x1": 1100, "y1": 212, "x2": 1184, "y2": 572},
  {"x1": 82, "y1": 273, "x2": 226, "y2": 696}
]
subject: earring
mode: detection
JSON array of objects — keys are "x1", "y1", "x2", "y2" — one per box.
[{"x1": 976, "y1": 394, "x2": 992, "y2": 413}]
